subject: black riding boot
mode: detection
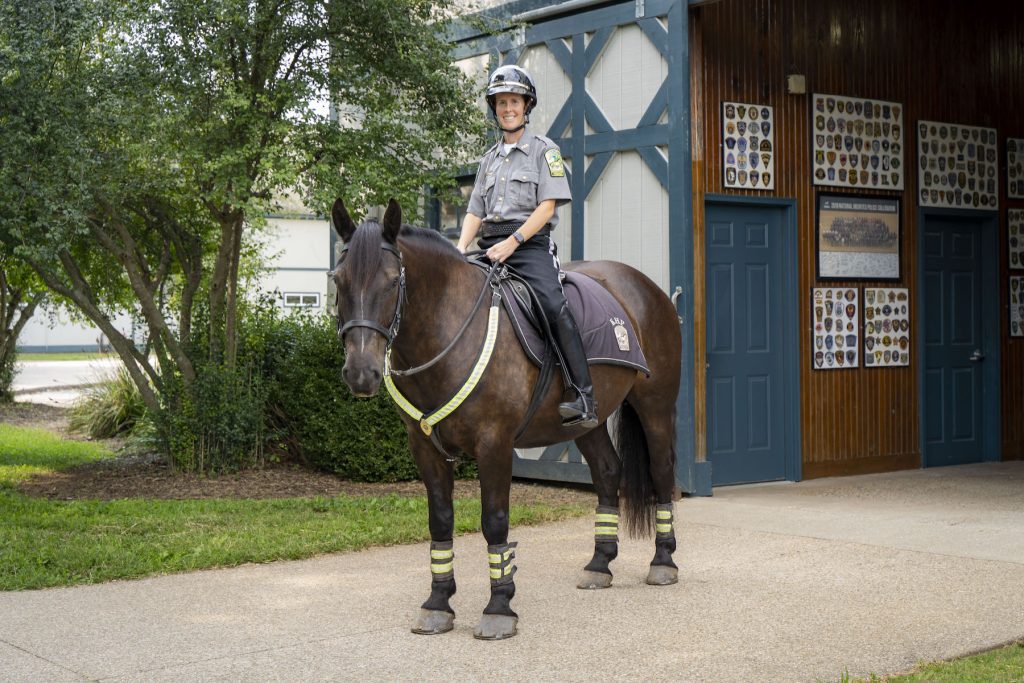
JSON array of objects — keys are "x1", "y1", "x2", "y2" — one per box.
[{"x1": 551, "y1": 304, "x2": 598, "y2": 428}]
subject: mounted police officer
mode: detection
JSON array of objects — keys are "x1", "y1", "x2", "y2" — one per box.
[{"x1": 457, "y1": 65, "x2": 597, "y2": 428}]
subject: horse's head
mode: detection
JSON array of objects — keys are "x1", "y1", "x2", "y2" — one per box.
[{"x1": 330, "y1": 197, "x2": 405, "y2": 397}]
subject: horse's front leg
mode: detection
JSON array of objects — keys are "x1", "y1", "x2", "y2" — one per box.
[
  {"x1": 473, "y1": 440, "x2": 518, "y2": 640},
  {"x1": 408, "y1": 436, "x2": 458, "y2": 635}
]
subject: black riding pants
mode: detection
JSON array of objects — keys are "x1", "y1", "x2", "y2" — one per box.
[{"x1": 478, "y1": 234, "x2": 566, "y2": 322}]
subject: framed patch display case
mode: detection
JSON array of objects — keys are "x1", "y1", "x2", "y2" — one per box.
[
  {"x1": 1010, "y1": 208, "x2": 1023, "y2": 271},
  {"x1": 1008, "y1": 138, "x2": 1023, "y2": 199},
  {"x1": 721, "y1": 101, "x2": 775, "y2": 190},
  {"x1": 811, "y1": 94, "x2": 904, "y2": 190},
  {"x1": 917, "y1": 121, "x2": 999, "y2": 210},
  {"x1": 863, "y1": 288, "x2": 910, "y2": 367},
  {"x1": 1012, "y1": 276, "x2": 1024, "y2": 338},
  {"x1": 812, "y1": 287, "x2": 860, "y2": 370},
  {"x1": 816, "y1": 193, "x2": 901, "y2": 281}
]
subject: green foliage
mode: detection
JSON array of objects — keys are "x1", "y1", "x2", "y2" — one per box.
[
  {"x1": 69, "y1": 366, "x2": 147, "y2": 439},
  {"x1": 252, "y1": 307, "x2": 476, "y2": 481}
]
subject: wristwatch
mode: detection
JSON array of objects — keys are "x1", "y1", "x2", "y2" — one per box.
[{"x1": 512, "y1": 231, "x2": 525, "y2": 245}]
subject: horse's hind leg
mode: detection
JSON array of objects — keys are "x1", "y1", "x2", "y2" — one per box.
[
  {"x1": 575, "y1": 426, "x2": 621, "y2": 589},
  {"x1": 409, "y1": 438, "x2": 458, "y2": 635},
  {"x1": 631, "y1": 397, "x2": 679, "y2": 586},
  {"x1": 474, "y1": 441, "x2": 519, "y2": 640}
]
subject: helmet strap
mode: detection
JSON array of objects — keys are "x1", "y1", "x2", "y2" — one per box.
[{"x1": 492, "y1": 111, "x2": 530, "y2": 135}]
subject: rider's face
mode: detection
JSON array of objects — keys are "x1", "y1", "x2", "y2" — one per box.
[{"x1": 495, "y1": 93, "x2": 526, "y2": 131}]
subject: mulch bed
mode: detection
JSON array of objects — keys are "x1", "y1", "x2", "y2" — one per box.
[{"x1": 2, "y1": 402, "x2": 594, "y2": 506}]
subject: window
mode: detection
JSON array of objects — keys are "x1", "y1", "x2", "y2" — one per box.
[
  {"x1": 282, "y1": 292, "x2": 321, "y2": 308},
  {"x1": 432, "y1": 177, "x2": 476, "y2": 240}
]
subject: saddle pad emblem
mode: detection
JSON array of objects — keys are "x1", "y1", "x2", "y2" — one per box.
[
  {"x1": 610, "y1": 317, "x2": 630, "y2": 351},
  {"x1": 544, "y1": 149, "x2": 565, "y2": 177}
]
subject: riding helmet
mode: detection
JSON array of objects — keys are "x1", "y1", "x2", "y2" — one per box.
[{"x1": 485, "y1": 65, "x2": 537, "y2": 117}]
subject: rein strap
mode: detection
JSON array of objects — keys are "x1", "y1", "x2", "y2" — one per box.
[{"x1": 384, "y1": 290, "x2": 502, "y2": 440}]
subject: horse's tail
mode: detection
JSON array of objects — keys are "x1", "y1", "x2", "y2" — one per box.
[{"x1": 615, "y1": 400, "x2": 656, "y2": 537}]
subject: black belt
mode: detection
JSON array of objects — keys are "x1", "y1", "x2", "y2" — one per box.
[{"x1": 481, "y1": 221, "x2": 551, "y2": 238}]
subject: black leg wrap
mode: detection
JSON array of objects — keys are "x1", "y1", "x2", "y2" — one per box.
[
  {"x1": 585, "y1": 506, "x2": 620, "y2": 574},
  {"x1": 584, "y1": 540, "x2": 619, "y2": 575},
  {"x1": 482, "y1": 581, "x2": 518, "y2": 618},
  {"x1": 421, "y1": 577, "x2": 457, "y2": 614}
]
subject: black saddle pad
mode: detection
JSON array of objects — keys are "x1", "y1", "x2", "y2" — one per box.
[{"x1": 499, "y1": 271, "x2": 650, "y2": 376}]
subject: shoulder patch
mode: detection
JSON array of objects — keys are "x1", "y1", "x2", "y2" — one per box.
[{"x1": 544, "y1": 148, "x2": 565, "y2": 177}]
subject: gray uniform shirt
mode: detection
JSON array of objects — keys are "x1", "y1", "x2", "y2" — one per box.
[{"x1": 467, "y1": 129, "x2": 571, "y2": 227}]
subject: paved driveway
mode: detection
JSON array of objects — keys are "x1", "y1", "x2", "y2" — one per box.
[{"x1": 1, "y1": 462, "x2": 1022, "y2": 682}]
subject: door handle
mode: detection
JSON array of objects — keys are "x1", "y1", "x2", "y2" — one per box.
[
  {"x1": 969, "y1": 349, "x2": 985, "y2": 362},
  {"x1": 671, "y1": 286, "x2": 683, "y2": 324}
]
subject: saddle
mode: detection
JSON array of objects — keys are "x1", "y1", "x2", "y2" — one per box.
[{"x1": 469, "y1": 259, "x2": 650, "y2": 376}]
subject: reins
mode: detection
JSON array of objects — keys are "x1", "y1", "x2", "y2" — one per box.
[{"x1": 389, "y1": 256, "x2": 500, "y2": 377}]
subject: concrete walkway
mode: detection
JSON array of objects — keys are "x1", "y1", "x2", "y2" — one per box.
[{"x1": 1, "y1": 462, "x2": 1022, "y2": 682}]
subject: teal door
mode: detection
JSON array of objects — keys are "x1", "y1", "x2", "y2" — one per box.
[
  {"x1": 922, "y1": 217, "x2": 991, "y2": 466},
  {"x1": 705, "y1": 204, "x2": 788, "y2": 484}
]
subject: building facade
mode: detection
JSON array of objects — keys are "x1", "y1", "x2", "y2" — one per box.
[{"x1": 448, "y1": 0, "x2": 1024, "y2": 494}]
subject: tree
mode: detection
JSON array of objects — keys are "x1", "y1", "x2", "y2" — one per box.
[
  {"x1": 0, "y1": 0, "x2": 484, "y2": 463},
  {"x1": 0, "y1": 252, "x2": 46, "y2": 402}
]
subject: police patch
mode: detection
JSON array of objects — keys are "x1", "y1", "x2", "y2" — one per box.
[{"x1": 544, "y1": 149, "x2": 565, "y2": 177}]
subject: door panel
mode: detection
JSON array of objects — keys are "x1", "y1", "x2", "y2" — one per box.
[
  {"x1": 923, "y1": 218, "x2": 984, "y2": 466},
  {"x1": 706, "y1": 204, "x2": 787, "y2": 484}
]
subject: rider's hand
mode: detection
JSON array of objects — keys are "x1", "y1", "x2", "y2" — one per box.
[{"x1": 486, "y1": 236, "x2": 519, "y2": 263}]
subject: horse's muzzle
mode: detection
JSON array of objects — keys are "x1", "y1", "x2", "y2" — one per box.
[{"x1": 343, "y1": 361, "x2": 382, "y2": 398}]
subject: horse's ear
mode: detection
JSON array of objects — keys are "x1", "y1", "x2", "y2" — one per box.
[
  {"x1": 382, "y1": 198, "x2": 402, "y2": 244},
  {"x1": 331, "y1": 198, "x2": 358, "y2": 244}
]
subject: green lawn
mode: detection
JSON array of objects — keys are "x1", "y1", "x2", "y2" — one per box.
[
  {"x1": 0, "y1": 424, "x2": 588, "y2": 591},
  {"x1": 16, "y1": 352, "x2": 116, "y2": 361},
  {"x1": 846, "y1": 642, "x2": 1024, "y2": 682}
]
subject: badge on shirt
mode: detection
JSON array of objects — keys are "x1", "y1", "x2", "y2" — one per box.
[{"x1": 544, "y1": 149, "x2": 565, "y2": 177}]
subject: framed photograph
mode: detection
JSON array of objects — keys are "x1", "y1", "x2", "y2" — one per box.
[
  {"x1": 811, "y1": 94, "x2": 904, "y2": 190},
  {"x1": 812, "y1": 287, "x2": 860, "y2": 370},
  {"x1": 1010, "y1": 208, "x2": 1024, "y2": 271},
  {"x1": 1011, "y1": 276, "x2": 1024, "y2": 338},
  {"x1": 722, "y1": 101, "x2": 775, "y2": 190},
  {"x1": 1008, "y1": 138, "x2": 1023, "y2": 199},
  {"x1": 816, "y1": 193, "x2": 901, "y2": 281},
  {"x1": 863, "y1": 287, "x2": 910, "y2": 367},
  {"x1": 917, "y1": 121, "x2": 998, "y2": 210}
]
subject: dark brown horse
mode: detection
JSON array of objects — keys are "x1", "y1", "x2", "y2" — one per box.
[{"x1": 330, "y1": 198, "x2": 681, "y2": 640}]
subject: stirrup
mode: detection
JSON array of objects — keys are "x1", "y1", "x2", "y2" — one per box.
[{"x1": 558, "y1": 397, "x2": 598, "y2": 428}]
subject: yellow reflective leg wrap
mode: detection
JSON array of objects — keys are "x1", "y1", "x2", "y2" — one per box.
[
  {"x1": 655, "y1": 504, "x2": 674, "y2": 539},
  {"x1": 430, "y1": 541, "x2": 455, "y2": 581},
  {"x1": 487, "y1": 542, "x2": 517, "y2": 586},
  {"x1": 594, "y1": 505, "x2": 619, "y2": 542}
]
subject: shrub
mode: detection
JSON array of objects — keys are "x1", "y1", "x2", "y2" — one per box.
[{"x1": 70, "y1": 366, "x2": 146, "y2": 439}]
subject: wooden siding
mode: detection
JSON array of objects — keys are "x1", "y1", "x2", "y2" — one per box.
[{"x1": 689, "y1": 0, "x2": 1024, "y2": 474}]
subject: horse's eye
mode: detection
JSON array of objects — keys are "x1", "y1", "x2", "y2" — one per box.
[{"x1": 390, "y1": 277, "x2": 400, "y2": 289}]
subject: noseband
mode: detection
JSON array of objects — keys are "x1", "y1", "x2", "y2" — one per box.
[{"x1": 336, "y1": 242, "x2": 406, "y2": 345}]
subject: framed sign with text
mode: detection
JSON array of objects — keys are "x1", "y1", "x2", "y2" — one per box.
[{"x1": 816, "y1": 193, "x2": 901, "y2": 281}]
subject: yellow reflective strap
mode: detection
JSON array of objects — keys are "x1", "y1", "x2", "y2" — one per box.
[
  {"x1": 504, "y1": 549, "x2": 514, "y2": 561},
  {"x1": 489, "y1": 568, "x2": 503, "y2": 579},
  {"x1": 382, "y1": 305, "x2": 500, "y2": 429},
  {"x1": 656, "y1": 523, "x2": 673, "y2": 533},
  {"x1": 656, "y1": 509, "x2": 673, "y2": 520},
  {"x1": 430, "y1": 549, "x2": 454, "y2": 560},
  {"x1": 431, "y1": 562, "x2": 453, "y2": 574},
  {"x1": 595, "y1": 514, "x2": 619, "y2": 524},
  {"x1": 504, "y1": 565, "x2": 513, "y2": 576},
  {"x1": 488, "y1": 553, "x2": 501, "y2": 564},
  {"x1": 426, "y1": 305, "x2": 500, "y2": 425},
  {"x1": 595, "y1": 528, "x2": 618, "y2": 536}
]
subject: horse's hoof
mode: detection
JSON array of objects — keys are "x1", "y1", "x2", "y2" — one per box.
[
  {"x1": 577, "y1": 570, "x2": 613, "y2": 589},
  {"x1": 411, "y1": 609, "x2": 454, "y2": 635},
  {"x1": 646, "y1": 565, "x2": 678, "y2": 586},
  {"x1": 473, "y1": 614, "x2": 518, "y2": 640}
]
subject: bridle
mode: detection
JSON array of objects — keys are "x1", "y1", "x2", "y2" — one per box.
[
  {"x1": 335, "y1": 242, "x2": 406, "y2": 346},
  {"x1": 335, "y1": 241, "x2": 501, "y2": 378}
]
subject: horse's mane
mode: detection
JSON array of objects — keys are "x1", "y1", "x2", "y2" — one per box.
[{"x1": 346, "y1": 221, "x2": 461, "y2": 290}]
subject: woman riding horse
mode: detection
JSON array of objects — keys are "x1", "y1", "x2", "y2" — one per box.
[
  {"x1": 457, "y1": 64, "x2": 597, "y2": 429},
  {"x1": 330, "y1": 71, "x2": 682, "y2": 642}
]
